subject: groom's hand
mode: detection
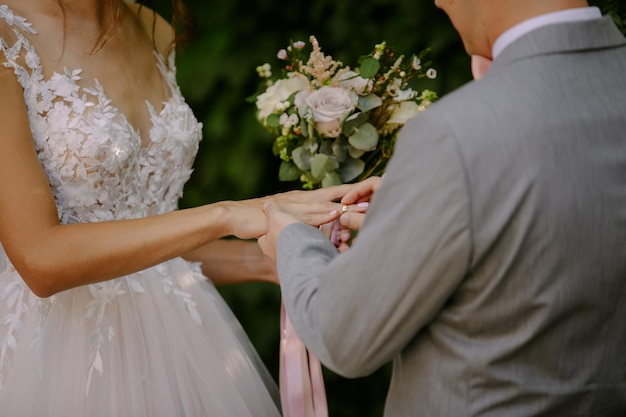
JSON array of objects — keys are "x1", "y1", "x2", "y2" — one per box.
[
  {"x1": 340, "y1": 176, "x2": 382, "y2": 207},
  {"x1": 257, "y1": 201, "x2": 302, "y2": 262}
]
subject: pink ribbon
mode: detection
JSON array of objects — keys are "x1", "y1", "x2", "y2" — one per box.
[{"x1": 279, "y1": 303, "x2": 328, "y2": 417}]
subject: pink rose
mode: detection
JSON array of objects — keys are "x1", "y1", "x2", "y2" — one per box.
[{"x1": 298, "y1": 86, "x2": 357, "y2": 138}]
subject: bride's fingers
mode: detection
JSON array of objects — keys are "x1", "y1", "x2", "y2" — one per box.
[
  {"x1": 276, "y1": 183, "x2": 354, "y2": 204},
  {"x1": 277, "y1": 200, "x2": 368, "y2": 228},
  {"x1": 311, "y1": 183, "x2": 355, "y2": 202},
  {"x1": 284, "y1": 201, "x2": 342, "y2": 226}
]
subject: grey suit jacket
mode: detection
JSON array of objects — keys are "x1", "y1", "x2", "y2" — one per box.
[{"x1": 276, "y1": 16, "x2": 626, "y2": 416}]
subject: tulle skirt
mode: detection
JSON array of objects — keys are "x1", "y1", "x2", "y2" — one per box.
[{"x1": 0, "y1": 252, "x2": 282, "y2": 417}]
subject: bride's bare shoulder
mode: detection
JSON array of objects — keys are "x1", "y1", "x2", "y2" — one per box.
[
  {"x1": 125, "y1": 2, "x2": 175, "y2": 57},
  {"x1": 0, "y1": 0, "x2": 21, "y2": 10}
]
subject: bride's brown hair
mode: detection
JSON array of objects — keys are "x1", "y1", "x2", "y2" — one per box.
[
  {"x1": 132, "y1": 0, "x2": 196, "y2": 54},
  {"x1": 56, "y1": 0, "x2": 196, "y2": 54}
]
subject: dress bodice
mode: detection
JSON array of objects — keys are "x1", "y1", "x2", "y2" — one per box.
[{"x1": 0, "y1": 4, "x2": 202, "y2": 224}]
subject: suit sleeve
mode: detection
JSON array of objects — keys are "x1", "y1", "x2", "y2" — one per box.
[{"x1": 276, "y1": 113, "x2": 472, "y2": 378}]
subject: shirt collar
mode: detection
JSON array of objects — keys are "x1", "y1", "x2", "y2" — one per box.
[{"x1": 493, "y1": 7, "x2": 602, "y2": 59}]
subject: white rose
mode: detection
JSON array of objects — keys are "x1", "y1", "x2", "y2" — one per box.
[
  {"x1": 337, "y1": 71, "x2": 373, "y2": 95},
  {"x1": 256, "y1": 73, "x2": 310, "y2": 120},
  {"x1": 386, "y1": 101, "x2": 421, "y2": 125},
  {"x1": 302, "y1": 86, "x2": 357, "y2": 138}
]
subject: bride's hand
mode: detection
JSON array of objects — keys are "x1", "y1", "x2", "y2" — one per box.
[
  {"x1": 220, "y1": 199, "x2": 343, "y2": 240},
  {"x1": 272, "y1": 182, "x2": 355, "y2": 205}
]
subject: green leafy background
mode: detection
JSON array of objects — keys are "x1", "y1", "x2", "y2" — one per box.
[{"x1": 150, "y1": 1, "x2": 624, "y2": 415}]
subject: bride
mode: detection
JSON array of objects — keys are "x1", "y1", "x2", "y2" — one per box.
[{"x1": 0, "y1": 0, "x2": 350, "y2": 415}]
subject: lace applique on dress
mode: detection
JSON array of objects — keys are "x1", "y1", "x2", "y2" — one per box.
[{"x1": 0, "y1": 6, "x2": 204, "y2": 394}]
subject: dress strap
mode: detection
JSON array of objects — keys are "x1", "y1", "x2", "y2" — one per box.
[
  {"x1": 0, "y1": 5, "x2": 41, "y2": 91},
  {"x1": 0, "y1": 5, "x2": 37, "y2": 35}
]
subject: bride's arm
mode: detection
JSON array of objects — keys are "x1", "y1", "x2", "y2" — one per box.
[
  {"x1": 183, "y1": 239, "x2": 278, "y2": 285},
  {"x1": 0, "y1": 67, "x2": 341, "y2": 298}
]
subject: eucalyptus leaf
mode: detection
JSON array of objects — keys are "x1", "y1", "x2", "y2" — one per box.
[
  {"x1": 320, "y1": 140, "x2": 333, "y2": 156},
  {"x1": 300, "y1": 118, "x2": 311, "y2": 138},
  {"x1": 343, "y1": 112, "x2": 369, "y2": 136},
  {"x1": 349, "y1": 122, "x2": 379, "y2": 151},
  {"x1": 338, "y1": 157, "x2": 365, "y2": 183},
  {"x1": 322, "y1": 171, "x2": 343, "y2": 188},
  {"x1": 292, "y1": 146, "x2": 312, "y2": 170},
  {"x1": 348, "y1": 145, "x2": 365, "y2": 159},
  {"x1": 266, "y1": 113, "x2": 281, "y2": 128},
  {"x1": 302, "y1": 136, "x2": 319, "y2": 153},
  {"x1": 287, "y1": 91, "x2": 299, "y2": 105},
  {"x1": 278, "y1": 161, "x2": 302, "y2": 181},
  {"x1": 357, "y1": 94, "x2": 382, "y2": 112},
  {"x1": 311, "y1": 153, "x2": 336, "y2": 181},
  {"x1": 333, "y1": 141, "x2": 348, "y2": 163},
  {"x1": 359, "y1": 57, "x2": 381, "y2": 78}
]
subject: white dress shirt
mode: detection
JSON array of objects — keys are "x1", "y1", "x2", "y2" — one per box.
[{"x1": 493, "y1": 7, "x2": 603, "y2": 59}]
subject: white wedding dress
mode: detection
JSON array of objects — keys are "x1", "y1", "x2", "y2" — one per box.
[{"x1": 0, "y1": 5, "x2": 281, "y2": 416}]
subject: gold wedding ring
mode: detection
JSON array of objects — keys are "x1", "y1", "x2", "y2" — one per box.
[{"x1": 341, "y1": 205, "x2": 348, "y2": 214}]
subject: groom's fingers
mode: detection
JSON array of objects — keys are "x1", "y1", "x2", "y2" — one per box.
[
  {"x1": 318, "y1": 221, "x2": 334, "y2": 239},
  {"x1": 259, "y1": 201, "x2": 285, "y2": 261},
  {"x1": 262, "y1": 200, "x2": 295, "y2": 224},
  {"x1": 340, "y1": 176, "x2": 382, "y2": 205},
  {"x1": 262, "y1": 200, "x2": 279, "y2": 218},
  {"x1": 262, "y1": 200, "x2": 309, "y2": 228},
  {"x1": 257, "y1": 234, "x2": 276, "y2": 261},
  {"x1": 339, "y1": 212, "x2": 366, "y2": 232}
]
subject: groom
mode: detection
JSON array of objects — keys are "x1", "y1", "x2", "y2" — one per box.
[{"x1": 259, "y1": 0, "x2": 626, "y2": 415}]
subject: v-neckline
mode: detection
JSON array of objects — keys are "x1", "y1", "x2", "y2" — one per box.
[{"x1": 0, "y1": 4, "x2": 177, "y2": 148}]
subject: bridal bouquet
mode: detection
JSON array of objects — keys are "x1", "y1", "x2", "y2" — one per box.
[{"x1": 253, "y1": 35, "x2": 438, "y2": 189}]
